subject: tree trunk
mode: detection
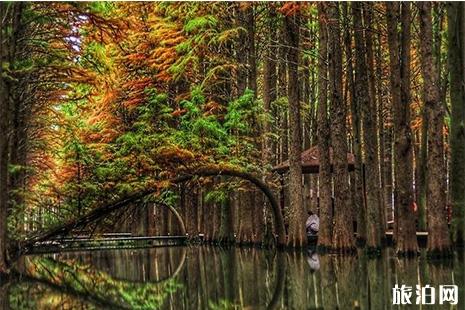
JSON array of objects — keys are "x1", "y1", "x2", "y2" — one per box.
[
  {"x1": 343, "y1": 2, "x2": 365, "y2": 244},
  {"x1": 365, "y1": 3, "x2": 387, "y2": 236},
  {"x1": 328, "y1": 3, "x2": 354, "y2": 252},
  {"x1": 278, "y1": 26, "x2": 288, "y2": 163},
  {"x1": 447, "y1": 2, "x2": 465, "y2": 246},
  {"x1": 0, "y1": 2, "x2": 10, "y2": 273},
  {"x1": 260, "y1": 7, "x2": 278, "y2": 245},
  {"x1": 417, "y1": 110, "x2": 428, "y2": 232},
  {"x1": 284, "y1": 8, "x2": 306, "y2": 247},
  {"x1": 244, "y1": 4, "x2": 263, "y2": 245},
  {"x1": 317, "y1": 3, "x2": 333, "y2": 249},
  {"x1": 262, "y1": 7, "x2": 277, "y2": 169},
  {"x1": 354, "y1": 2, "x2": 383, "y2": 250},
  {"x1": 246, "y1": 4, "x2": 256, "y2": 93},
  {"x1": 375, "y1": 24, "x2": 390, "y2": 230},
  {"x1": 419, "y1": 2, "x2": 450, "y2": 254},
  {"x1": 386, "y1": 2, "x2": 418, "y2": 255}
]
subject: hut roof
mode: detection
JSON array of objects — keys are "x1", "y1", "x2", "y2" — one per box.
[{"x1": 272, "y1": 146, "x2": 355, "y2": 174}]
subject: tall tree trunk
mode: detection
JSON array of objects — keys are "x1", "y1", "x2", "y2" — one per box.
[
  {"x1": 285, "y1": 8, "x2": 306, "y2": 247},
  {"x1": 317, "y1": 3, "x2": 332, "y2": 249},
  {"x1": 260, "y1": 6, "x2": 278, "y2": 245},
  {"x1": 262, "y1": 7, "x2": 277, "y2": 170},
  {"x1": 447, "y1": 2, "x2": 465, "y2": 246},
  {"x1": 375, "y1": 23, "x2": 390, "y2": 229},
  {"x1": 0, "y1": 2, "x2": 10, "y2": 273},
  {"x1": 328, "y1": 3, "x2": 354, "y2": 251},
  {"x1": 364, "y1": 3, "x2": 386, "y2": 236},
  {"x1": 245, "y1": 3, "x2": 262, "y2": 244},
  {"x1": 343, "y1": 2, "x2": 365, "y2": 244},
  {"x1": 386, "y1": 2, "x2": 418, "y2": 255},
  {"x1": 417, "y1": 111, "x2": 428, "y2": 231},
  {"x1": 354, "y1": 2, "x2": 383, "y2": 250},
  {"x1": 278, "y1": 25, "x2": 288, "y2": 163},
  {"x1": 419, "y1": 1, "x2": 451, "y2": 255},
  {"x1": 246, "y1": 5, "x2": 256, "y2": 93}
]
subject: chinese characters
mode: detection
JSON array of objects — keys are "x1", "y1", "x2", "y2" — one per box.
[{"x1": 393, "y1": 284, "x2": 458, "y2": 305}]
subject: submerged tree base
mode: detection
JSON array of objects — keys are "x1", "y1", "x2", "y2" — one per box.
[{"x1": 426, "y1": 247, "x2": 454, "y2": 259}]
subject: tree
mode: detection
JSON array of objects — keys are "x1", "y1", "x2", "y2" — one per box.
[
  {"x1": 386, "y1": 2, "x2": 418, "y2": 255},
  {"x1": 262, "y1": 7, "x2": 277, "y2": 168},
  {"x1": 260, "y1": 5, "x2": 278, "y2": 244},
  {"x1": 448, "y1": 2, "x2": 465, "y2": 246},
  {"x1": 0, "y1": 2, "x2": 10, "y2": 272},
  {"x1": 353, "y1": 2, "x2": 383, "y2": 250},
  {"x1": 317, "y1": 2, "x2": 332, "y2": 249},
  {"x1": 328, "y1": 3, "x2": 354, "y2": 251},
  {"x1": 343, "y1": 2, "x2": 366, "y2": 244},
  {"x1": 283, "y1": 4, "x2": 306, "y2": 248},
  {"x1": 418, "y1": 2, "x2": 450, "y2": 255}
]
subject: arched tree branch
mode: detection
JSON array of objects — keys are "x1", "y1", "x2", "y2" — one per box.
[{"x1": 15, "y1": 165, "x2": 286, "y2": 258}]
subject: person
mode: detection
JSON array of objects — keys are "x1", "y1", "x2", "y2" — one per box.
[{"x1": 306, "y1": 210, "x2": 319, "y2": 236}]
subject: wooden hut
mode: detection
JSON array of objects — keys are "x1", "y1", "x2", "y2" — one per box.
[{"x1": 272, "y1": 145, "x2": 355, "y2": 174}]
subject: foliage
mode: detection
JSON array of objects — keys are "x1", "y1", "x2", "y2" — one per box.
[{"x1": 20, "y1": 256, "x2": 181, "y2": 309}]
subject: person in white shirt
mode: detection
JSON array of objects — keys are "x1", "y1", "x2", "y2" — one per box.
[{"x1": 306, "y1": 210, "x2": 319, "y2": 236}]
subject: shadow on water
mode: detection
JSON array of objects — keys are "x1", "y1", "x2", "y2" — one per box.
[{"x1": 2, "y1": 246, "x2": 464, "y2": 309}]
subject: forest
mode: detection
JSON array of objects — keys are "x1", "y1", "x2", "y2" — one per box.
[{"x1": 1, "y1": 1, "x2": 465, "y2": 279}]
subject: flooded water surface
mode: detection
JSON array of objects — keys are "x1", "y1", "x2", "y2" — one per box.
[{"x1": 3, "y1": 246, "x2": 465, "y2": 309}]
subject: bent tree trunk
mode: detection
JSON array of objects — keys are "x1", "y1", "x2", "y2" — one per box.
[{"x1": 18, "y1": 165, "x2": 287, "y2": 256}]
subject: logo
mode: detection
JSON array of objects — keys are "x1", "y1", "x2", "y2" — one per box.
[{"x1": 392, "y1": 284, "x2": 458, "y2": 305}]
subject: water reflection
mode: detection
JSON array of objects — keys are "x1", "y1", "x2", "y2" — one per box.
[{"x1": 3, "y1": 246, "x2": 465, "y2": 309}]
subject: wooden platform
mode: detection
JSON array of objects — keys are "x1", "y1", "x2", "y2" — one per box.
[{"x1": 31, "y1": 235, "x2": 188, "y2": 254}]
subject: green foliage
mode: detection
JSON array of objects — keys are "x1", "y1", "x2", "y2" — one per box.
[
  {"x1": 205, "y1": 188, "x2": 227, "y2": 204},
  {"x1": 184, "y1": 15, "x2": 218, "y2": 33},
  {"x1": 224, "y1": 89, "x2": 258, "y2": 134}
]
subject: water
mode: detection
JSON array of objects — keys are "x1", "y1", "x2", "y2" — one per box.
[{"x1": 2, "y1": 246, "x2": 464, "y2": 309}]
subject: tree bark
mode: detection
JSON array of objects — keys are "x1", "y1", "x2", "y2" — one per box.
[
  {"x1": 278, "y1": 26, "x2": 288, "y2": 163},
  {"x1": 262, "y1": 7, "x2": 277, "y2": 169},
  {"x1": 386, "y1": 2, "x2": 418, "y2": 255},
  {"x1": 364, "y1": 3, "x2": 386, "y2": 236},
  {"x1": 328, "y1": 3, "x2": 354, "y2": 252},
  {"x1": 317, "y1": 3, "x2": 333, "y2": 249},
  {"x1": 0, "y1": 2, "x2": 10, "y2": 273},
  {"x1": 447, "y1": 2, "x2": 465, "y2": 246},
  {"x1": 418, "y1": 2, "x2": 451, "y2": 255},
  {"x1": 343, "y1": 2, "x2": 365, "y2": 244},
  {"x1": 284, "y1": 8, "x2": 306, "y2": 247},
  {"x1": 354, "y1": 2, "x2": 383, "y2": 250}
]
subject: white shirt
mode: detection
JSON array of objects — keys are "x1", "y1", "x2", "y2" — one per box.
[{"x1": 306, "y1": 214, "x2": 319, "y2": 234}]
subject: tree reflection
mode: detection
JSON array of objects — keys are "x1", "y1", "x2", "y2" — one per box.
[
  {"x1": 9, "y1": 256, "x2": 181, "y2": 309},
  {"x1": 3, "y1": 247, "x2": 464, "y2": 309}
]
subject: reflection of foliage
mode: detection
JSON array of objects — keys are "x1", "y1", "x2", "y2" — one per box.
[
  {"x1": 9, "y1": 281, "x2": 95, "y2": 309},
  {"x1": 22, "y1": 257, "x2": 181, "y2": 309}
]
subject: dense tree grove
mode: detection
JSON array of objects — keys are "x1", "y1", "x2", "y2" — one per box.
[{"x1": 2, "y1": 2, "x2": 465, "y2": 271}]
